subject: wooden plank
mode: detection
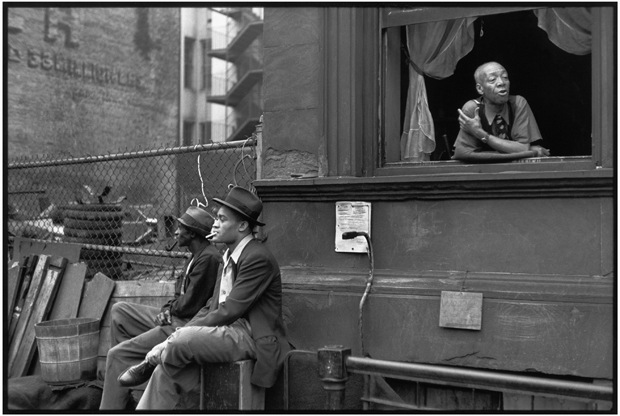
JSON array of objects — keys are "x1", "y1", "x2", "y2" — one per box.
[
  {"x1": 9, "y1": 255, "x2": 38, "y2": 341},
  {"x1": 8, "y1": 255, "x2": 50, "y2": 376},
  {"x1": 77, "y1": 272, "x2": 116, "y2": 323},
  {"x1": 13, "y1": 237, "x2": 82, "y2": 264},
  {"x1": 48, "y1": 262, "x2": 88, "y2": 321},
  {"x1": 10, "y1": 256, "x2": 67, "y2": 378},
  {"x1": 7, "y1": 261, "x2": 21, "y2": 317}
]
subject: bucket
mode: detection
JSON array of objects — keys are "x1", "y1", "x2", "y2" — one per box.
[{"x1": 34, "y1": 317, "x2": 100, "y2": 385}]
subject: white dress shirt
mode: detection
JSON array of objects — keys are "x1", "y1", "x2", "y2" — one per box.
[{"x1": 218, "y1": 234, "x2": 254, "y2": 304}]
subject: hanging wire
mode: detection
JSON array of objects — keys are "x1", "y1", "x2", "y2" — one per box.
[
  {"x1": 191, "y1": 154, "x2": 213, "y2": 216},
  {"x1": 232, "y1": 137, "x2": 256, "y2": 194}
]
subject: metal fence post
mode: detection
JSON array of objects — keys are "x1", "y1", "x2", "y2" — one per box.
[{"x1": 317, "y1": 345, "x2": 351, "y2": 410}]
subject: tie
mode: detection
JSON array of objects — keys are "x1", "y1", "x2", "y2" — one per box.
[
  {"x1": 492, "y1": 114, "x2": 508, "y2": 140},
  {"x1": 218, "y1": 258, "x2": 235, "y2": 304}
]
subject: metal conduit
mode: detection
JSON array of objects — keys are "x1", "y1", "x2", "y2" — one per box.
[
  {"x1": 13, "y1": 238, "x2": 190, "y2": 258},
  {"x1": 345, "y1": 356, "x2": 613, "y2": 402},
  {"x1": 8, "y1": 139, "x2": 255, "y2": 169}
]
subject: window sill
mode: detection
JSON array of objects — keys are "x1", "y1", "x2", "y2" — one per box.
[
  {"x1": 255, "y1": 164, "x2": 613, "y2": 201},
  {"x1": 379, "y1": 156, "x2": 595, "y2": 175}
]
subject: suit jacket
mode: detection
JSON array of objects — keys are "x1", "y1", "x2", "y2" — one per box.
[
  {"x1": 187, "y1": 239, "x2": 290, "y2": 388},
  {"x1": 161, "y1": 244, "x2": 222, "y2": 319}
]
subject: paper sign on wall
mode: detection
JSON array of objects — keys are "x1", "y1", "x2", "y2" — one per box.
[{"x1": 335, "y1": 201, "x2": 371, "y2": 253}]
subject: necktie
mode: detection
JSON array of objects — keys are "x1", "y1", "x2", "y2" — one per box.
[
  {"x1": 218, "y1": 258, "x2": 235, "y2": 304},
  {"x1": 492, "y1": 114, "x2": 507, "y2": 140}
]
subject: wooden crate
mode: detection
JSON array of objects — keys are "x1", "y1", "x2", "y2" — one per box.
[{"x1": 200, "y1": 360, "x2": 265, "y2": 410}]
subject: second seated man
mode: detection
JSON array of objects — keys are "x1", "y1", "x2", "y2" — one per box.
[{"x1": 99, "y1": 205, "x2": 221, "y2": 410}]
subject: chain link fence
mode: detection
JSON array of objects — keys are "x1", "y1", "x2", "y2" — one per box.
[{"x1": 7, "y1": 139, "x2": 256, "y2": 280}]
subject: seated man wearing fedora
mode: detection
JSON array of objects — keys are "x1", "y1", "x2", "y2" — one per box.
[
  {"x1": 100, "y1": 206, "x2": 222, "y2": 410},
  {"x1": 118, "y1": 186, "x2": 291, "y2": 410}
]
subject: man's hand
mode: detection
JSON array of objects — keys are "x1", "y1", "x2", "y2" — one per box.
[
  {"x1": 145, "y1": 341, "x2": 167, "y2": 366},
  {"x1": 458, "y1": 107, "x2": 484, "y2": 139},
  {"x1": 530, "y1": 145, "x2": 550, "y2": 157},
  {"x1": 155, "y1": 309, "x2": 172, "y2": 326}
]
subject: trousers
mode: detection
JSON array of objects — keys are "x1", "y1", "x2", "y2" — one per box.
[
  {"x1": 136, "y1": 319, "x2": 256, "y2": 410},
  {"x1": 99, "y1": 302, "x2": 189, "y2": 410}
]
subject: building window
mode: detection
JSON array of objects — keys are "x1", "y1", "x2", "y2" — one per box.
[
  {"x1": 184, "y1": 37, "x2": 195, "y2": 90},
  {"x1": 199, "y1": 122, "x2": 211, "y2": 144},
  {"x1": 380, "y1": 7, "x2": 610, "y2": 172},
  {"x1": 183, "y1": 121, "x2": 195, "y2": 146}
]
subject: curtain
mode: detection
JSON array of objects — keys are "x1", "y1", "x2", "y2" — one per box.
[
  {"x1": 534, "y1": 7, "x2": 591, "y2": 55},
  {"x1": 401, "y1": 17, "x2": 477, "y2": 161}
]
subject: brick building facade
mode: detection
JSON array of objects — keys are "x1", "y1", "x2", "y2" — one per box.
[{"x1": 7, "y1": 8, "x2": 180, "y2": 158}]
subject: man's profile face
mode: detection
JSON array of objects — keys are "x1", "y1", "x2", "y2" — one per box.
[
  {"x1": 175, "y1": 224, "x2": 193, "y2": 247},
  {"x1": 477, "y1": 63, "x2": 510, "y2": 106},
  {"x1": 211, "y1": 206, "x2": 243, "y2": 245}
]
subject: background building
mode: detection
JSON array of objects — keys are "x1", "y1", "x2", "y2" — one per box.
[
  {"x1": 7, "y1": 8, "x2": 181, "y2": 157},
  {"x1": 180, "y1": 7, "x2": 263, "y2": 145}
]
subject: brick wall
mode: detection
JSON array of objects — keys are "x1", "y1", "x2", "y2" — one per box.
[{"x1": 7, "y1": 8, "x2": 180, "y2": 158}]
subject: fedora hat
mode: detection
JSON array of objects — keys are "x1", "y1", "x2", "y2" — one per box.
[
  {"x1": 177, "y1": 206, "x2": 214, "y2": 237},
  {"x1": 213, "y1": 186, "x2": 265, "y2": 226}
]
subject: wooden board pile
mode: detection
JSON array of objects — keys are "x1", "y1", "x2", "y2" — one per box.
[{"x1": 7, "y1": 254, "x2": 116, "y2": 379}]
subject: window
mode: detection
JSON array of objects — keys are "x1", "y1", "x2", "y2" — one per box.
[
  {"x1": 201, "y1": 39, "x2": 211, "y2": 90},
  {"x1": 183, "y1": 121, "x2": 194, "y2": 146},
  {"x1": 199, "y1": 122, "x2": 212, "y2": 144},
  {"x1": 184, "y1": 37, "x2": 195, "y2": 89},
  {"x1": 380, "y1": 7, "x2": 612, "y2": 173}
]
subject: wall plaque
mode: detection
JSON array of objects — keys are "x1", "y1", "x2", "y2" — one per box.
[{"x1": 439, "y1": 291, "x2": 483, "y2": 330}]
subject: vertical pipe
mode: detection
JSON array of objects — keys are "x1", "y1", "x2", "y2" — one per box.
[{"x1": 318, "y1": 346, "x2": 351, "y2": 411}]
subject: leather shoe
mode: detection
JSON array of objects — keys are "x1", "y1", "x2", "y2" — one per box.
[{"x1": 117, "y1": 360, "x2": 156, "y2": 387}]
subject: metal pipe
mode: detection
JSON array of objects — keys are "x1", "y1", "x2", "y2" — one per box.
[
  {"x1": 16, "y1": 238, "x2": 190, "y2": 258},
  {"x1": 345, "y1": 356, "x2": 613, "y2": 402},
  {"x1": 8, "y1": 139, "x2": 255, "y2": 169},
  {"x1": 318, "y1": 346, "x2": 351, "y2": 411}
]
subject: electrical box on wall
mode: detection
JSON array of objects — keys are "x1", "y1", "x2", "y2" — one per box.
[{"x1": 335, "y1": 201, "x2": 371, "y2": 253}]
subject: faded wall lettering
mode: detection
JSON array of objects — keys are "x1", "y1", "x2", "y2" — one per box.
[
  {"x1": 8, "y1": 43, "x2": 22, "y2": 62},
  {"x1": 45, "y1": 8, "x2": 80, "y2": 48},
  {"x1": 17, "y1": 47, "x2": 142, "y2": 89}
]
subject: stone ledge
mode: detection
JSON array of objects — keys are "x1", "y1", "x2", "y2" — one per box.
[
  {"x1": 256, "y1": 168, "x2": 614, "y2": 201},
  {"x1": 281, "y1": 267, "x2": 614, "y2": 304}
]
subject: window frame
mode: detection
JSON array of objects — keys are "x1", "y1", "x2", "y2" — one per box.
[
  {"x1": 375, "y1": 6, "x2": 614, "y2": 177},
  {"x1": 182, "y1": 120, "x2": 195, "y2": 146},
  {"x1": 184, "y1": 37, "x2": 195, "y2": 90}
]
